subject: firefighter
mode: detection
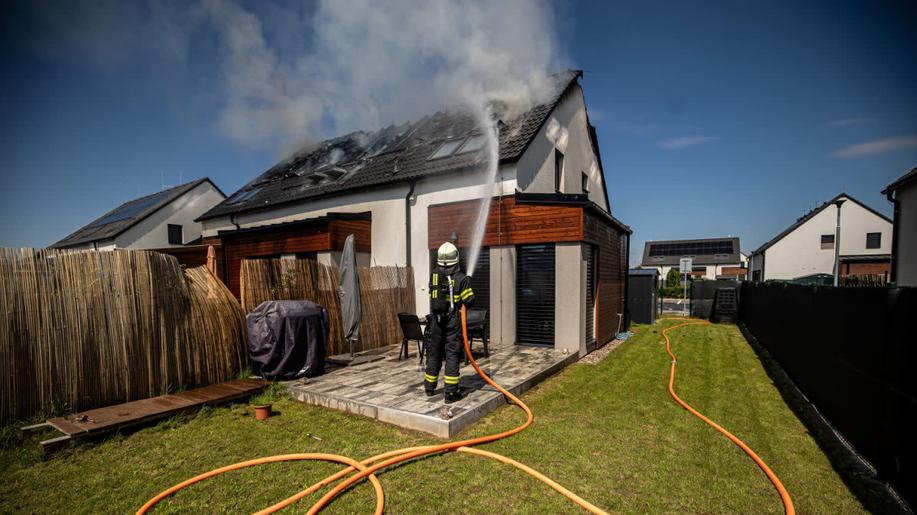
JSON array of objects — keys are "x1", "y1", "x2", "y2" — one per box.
[{"x1": 424, "y1": 242, "x2": 474, "y2": 403}]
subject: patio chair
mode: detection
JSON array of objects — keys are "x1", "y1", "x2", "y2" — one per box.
[
  {"x1": 397, "y1": 313, "x2": 426, "y2": 363},
  {"x1": 463, "y1": 309, "x2": 489, "y2": 364}
]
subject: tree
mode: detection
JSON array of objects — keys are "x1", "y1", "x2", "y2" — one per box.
[{"x1": 665, "y1": 268, "x2": 680, "y2": 288}]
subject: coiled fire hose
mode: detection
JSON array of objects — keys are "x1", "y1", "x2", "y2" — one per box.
[
  {"x1": 662, "y1": 319, "x2": 795, "y2": 515},
  {"x1": 138, "y1": 305, "x2": 608, "y2": 514}
]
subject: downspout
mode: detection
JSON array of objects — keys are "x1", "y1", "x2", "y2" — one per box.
[
  {"x1": 886, "y1": 189, "x2": 900, "y2": 284},
  {"x1": 404, "y1": 180, "x2": 416, "y2": 267}
]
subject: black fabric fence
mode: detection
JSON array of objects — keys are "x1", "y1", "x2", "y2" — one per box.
[
  {"x1": 691, "y1": 279, "x2": 740, "y2": 318},
  {"x1": 740, "y1": 282, "x2": 915, "y2": 507}
]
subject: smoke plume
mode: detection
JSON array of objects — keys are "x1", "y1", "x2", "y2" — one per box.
[{"x1": 14, "y1": 0, "x2": 563, "y2": 152}]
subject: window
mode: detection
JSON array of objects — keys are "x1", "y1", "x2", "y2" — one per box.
[
  {"x1": 554, "y1": 149, "x2": 564, "y2": 192},
  {"x1": 581, "y1": 172, "x2": 589, "y2": 194},
  {"x1": 457, "y1": 134, "x2": 487, "y2": 154},
  {"x1": 866, "y1": 232, "x2": 881, "y2": 249},
  {"x1": 820, "y1": 234, "x2": 834, "y2": 249},
  {"x1": 227, "y1": 187, "x2": 261, "y2": 205},
  {"x1": 167, "y1": 224, "x2": 183, "y2": 245},
  {"x1": 428, "y1": 139, "x2": 464, "y2": 160}
]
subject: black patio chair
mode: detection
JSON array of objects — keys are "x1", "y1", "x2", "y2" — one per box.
[
  {"x1": 397, "y1": 313, "x2": 426, "y2": 363},
  {"x1": 463, "y1": 309, "x2": 489, "y2": 364}
]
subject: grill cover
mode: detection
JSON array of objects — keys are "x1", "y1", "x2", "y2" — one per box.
[{"x1": 246, "y1": 300, "x2": 328, "y2": 380}]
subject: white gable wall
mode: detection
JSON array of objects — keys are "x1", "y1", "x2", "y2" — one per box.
[
  {"x1": 762, "y1": 196, "x2": 892, "y2": 280},
  {"x1": 516, "y1": 84, "x2": 610, "y2": 210},
  {"x1": 115, "y1": 181, "x2": 226, "y2": 249}
]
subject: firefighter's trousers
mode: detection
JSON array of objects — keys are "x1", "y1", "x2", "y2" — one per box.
[{"x1": 423, "y1": 312, "x2": 462, "y2": 394}]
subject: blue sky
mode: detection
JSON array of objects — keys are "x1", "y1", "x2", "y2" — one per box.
[{"x1": 1, "y1": 1, "x2": 916, "y2": 264}]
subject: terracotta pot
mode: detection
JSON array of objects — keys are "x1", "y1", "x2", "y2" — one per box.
[{"x1": 254, "y1": 404, "x2": 272, "y2": 421}]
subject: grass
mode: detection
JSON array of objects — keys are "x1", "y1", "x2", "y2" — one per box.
[{"x1": 0, "y1": 320, "x2": 864, "y2": 514}]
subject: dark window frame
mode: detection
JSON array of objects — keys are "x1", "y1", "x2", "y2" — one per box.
[
  {"x1": 581, "y1": 172, "x2": 589, "y2": 194},
  {"x1": 167, "y1": 224, "x2": 183, "y2": 245},
  {"x1": 554, "y1": 149, "x2": 565, "y2": 192},
  {"x1": 820, "y1": 234, "x2": 835, "y2": 249},
  {"x1": 865, "y1": 232, "x2": 881, "y2": 249}
]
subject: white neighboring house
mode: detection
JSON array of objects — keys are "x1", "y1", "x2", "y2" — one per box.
[
  {"x1": 883, "y1": 166, "x2": 917, "y2": 287},
  {"x1": 50, "y1": 178, "x2": 226, "y2": 251},
  {"x1": 640, "y1": 237, "x2": 747, "y2": 280},
  {"x1": 748, "y1": 193, "x2": 892, "y2": 282}
]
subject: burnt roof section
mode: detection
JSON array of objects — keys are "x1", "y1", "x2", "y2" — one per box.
[
  {"x1": 51, "y1": 178, "x2": 221, "y2": 249},
  {"x1": 641, "y1": 237, "x2": 742, "y2": 266},
  {"x1": 882, "y1": 166, "x2": 917, "y2": 195},
  {"x1": 198, "y1": 70, "x2": 583, "y2": 221},
  {"x1": 749, "y1": 192, "x2": 893, "y2": 256}
]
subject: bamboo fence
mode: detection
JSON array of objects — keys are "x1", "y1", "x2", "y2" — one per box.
[
  {"x1": 0, "y1": 248, "x2": 247, "y2": 425},
  {"x1": 240, "y1": 258, "x2": 415, "y2": 355}
]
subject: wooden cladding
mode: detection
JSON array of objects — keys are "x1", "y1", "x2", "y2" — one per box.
[
  {"x1": 585, "y1": 209, "x2": 627, "y2": 347},
  {"x1": 427, "y1": 196, "x2": 583, "y2": 248},
  {"x1": 222, "y1": 218, "x2": 371, "y2": 298}
]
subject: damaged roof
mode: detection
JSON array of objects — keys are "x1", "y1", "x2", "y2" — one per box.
[
  {"x1": 198, "y1": 70, "x2": 583, "y2": 221},
  {"x1": 51, "y1": 178, "x2": 220, "y2": 248}
]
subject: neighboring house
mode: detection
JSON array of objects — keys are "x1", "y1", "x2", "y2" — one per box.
[
  {"x1": 51, "y1": 178, "x2": 226, "y2": 251},
  {"x1": 640, "y1": 237, "x2": 746, "y2": 280},
  {"x1": 197, "y1": 70, "x2": 631, "y2": 356},
  {"x1": 748, "y1": 193, "x2": 892, "y2": 282},
  {"x1": 883, "y1": 166, "x2": 917, "y2": 286}
]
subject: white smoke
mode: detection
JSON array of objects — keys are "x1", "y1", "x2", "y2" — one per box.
[
  {"x1": 15, "y1": 0, "x2": 563, "y2": 152},
  {"x1": 203, "y1": 0, "x2": 563, "y2": 151}
]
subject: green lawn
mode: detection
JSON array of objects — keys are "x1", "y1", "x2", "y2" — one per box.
[{"x1": 0, "y1": 320, "x2": 864, "y2": 514}]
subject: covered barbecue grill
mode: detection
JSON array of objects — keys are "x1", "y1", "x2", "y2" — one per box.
[{"x1": 246, "y1": 300, "x2": 328, "y2": 380}]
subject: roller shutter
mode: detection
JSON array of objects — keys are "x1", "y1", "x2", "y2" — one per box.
[
  {"x1": 516, "y1": 244, "x2": 555, "y2": 346},
  {"x1": 585, "y1": 245, "x2": 596, "y2": 351}
]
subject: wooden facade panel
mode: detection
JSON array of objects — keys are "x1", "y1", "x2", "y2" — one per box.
[
  {"x1": 329, "y1": 219, "x2": 372, "y2": 252},
  {"x1": 427, "y1": 196, "x2": 584, "y2": 248},
  {"x1": 585, "y1": 210, "x2": 628, "y2": 347},
  {"x1": 223, "y1": 225, "x2": 334, "y2": 298}
]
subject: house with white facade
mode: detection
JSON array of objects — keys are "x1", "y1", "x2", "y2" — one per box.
[
  {"x1": 640, "y1": 237, "x2": 746, "y2": 280},
  {"x1": 51, "y1": 178, "x2": 226, "y2": 251},
  {"x1": 196, "y1": 71, "x2": 631, "y2": 357},
  {"x1": 883, "y1": 166, "x2": 917, "y2": 287},
  {"x1": 748, "y1": 193, "x2": 893, "y2": 282}
]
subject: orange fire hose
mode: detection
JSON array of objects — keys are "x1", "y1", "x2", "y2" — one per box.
[
  {"x1": 139, "y1": 305, "x2": 607, "y2": 514},
  {"x1": 662, "y1": 319, "x2": 795, "y2": 515}
]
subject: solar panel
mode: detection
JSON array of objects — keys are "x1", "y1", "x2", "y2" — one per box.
[
  {"x1": 87, "y1": 193, "x2": 169, "y2": 228},
  {"x1": 227, "y1": 187, "x2": 261, "y2": 205},
  {"x1": 648, "y1": 241, "x2": 733, "y2": 257}
]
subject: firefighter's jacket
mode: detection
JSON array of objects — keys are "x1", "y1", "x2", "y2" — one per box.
[{"x1": 429, "y1": 266, "x2": 474, "y2": 314}]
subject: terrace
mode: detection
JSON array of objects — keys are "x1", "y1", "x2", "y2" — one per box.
[{"x1": 286, "y1": 341, "x2": 578, "y2": 437}]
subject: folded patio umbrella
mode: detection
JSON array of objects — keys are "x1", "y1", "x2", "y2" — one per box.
[{"x1": 339, "y1": 234, "x2": 362, "y2": 357}]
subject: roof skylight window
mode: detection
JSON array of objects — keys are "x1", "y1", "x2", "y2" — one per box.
[
  {"x1": 227, "y1": 187, "x2": 261, "y2": 205},
  {"x1": 457, "y1": 134, "x2": 487, "y2": 154},
  {"x1": 428, "y1": 139, "x2": 464, "y2": 160}
]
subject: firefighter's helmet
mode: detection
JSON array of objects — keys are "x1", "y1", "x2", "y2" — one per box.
[{"x1": 437, "y1": 242, "x2": 459, "y2": 267}]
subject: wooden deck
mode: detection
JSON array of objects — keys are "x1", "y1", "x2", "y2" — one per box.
[{"x1": 23, "y1": 379, "x2": 266, "y2": 453}]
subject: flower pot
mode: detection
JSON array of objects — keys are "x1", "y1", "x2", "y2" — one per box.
[{"x1": 253, "y1": 404, "x2": 272, "y2": 421}]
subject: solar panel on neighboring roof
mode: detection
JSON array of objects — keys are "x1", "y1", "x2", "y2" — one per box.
[
  {"x1": 87, "y1": 193, "x2": 167, "y2": 228},
  {"x1": 648, "y1": 240, "x2": 734, "y2": 257}
]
